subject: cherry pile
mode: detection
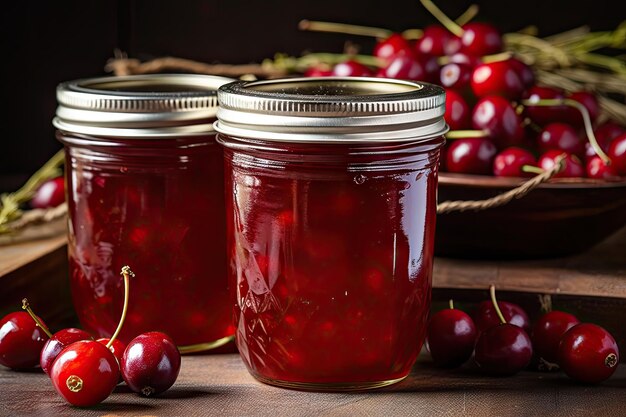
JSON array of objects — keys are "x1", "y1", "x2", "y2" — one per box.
[
  {"x1": 0, "y1": 266, "x2": 181, "y2": 407},
  {"x1": 425, "y1": 286, "x2": 620, "y2": 382}
]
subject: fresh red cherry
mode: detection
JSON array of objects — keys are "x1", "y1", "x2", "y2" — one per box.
[
  {"x1": 440, "y1": 62, "x2": 472, "y2": 90},
  {"x1": 472, "y1": 96, "x2": 524, "y2": 148},
  {"x1": 460, "y1": 22, "x2": 503, "y2": 57},
  {"x1": 445, "y1": 138, "x2": 497, "y2": 175},
  {"x1": 537, "y1": 123, "x2": 585, "y2": 156},
  {"x1": 121, "y1": 331, "x2": 181, "y2": 396},
  {"x1": 0, "y1": 310, "x2": 49, "y2": 369},
  {"x1": 474, "y1": 286, "x2": 533, "y2": 376},
  {"x1": 608, "y1": 133, "x2": 626, "y2": 175},
  {"x1": 30, "y1": 176, "x2": 65, "y2": 209},
  {"x1": 377, "y1": 55, "x2": 425, "y2": 80},
  {"x1": 416, "y1": 53, "x2": 441, "y2": 83},
  {"x1": 531, "y1": 311, "x2": 580, "y2": 364},
  {"x1": 493, "y1": 147, "x2": 537, "y2": 177},
  {"x1": 586, "y1": 122, "x2": 625, "y2": 159},
  {"x1": 332, "y1": 60, "x2": 374, "y2": 77},
  {"x1": 304, "y1": 66, "x2": 332, "y2": 77},
  {"x1": 586, "y1": 156, "x2": 622, "y2": 180},
  {"x1": 558, "y1": 323, "x2": 619, "y2": 383},
  {"x1": 444, "y1": 89, "x2": 471, "y2": 130},
  {"x1": 507, "y1": 57, "x2": 535, "y2": 89},
  {"x1": 447, "y1": 52, "x2": 482, "y2": 68},
  {"x1": 538, "y1": 150, "x2": 585, "y2": 178},
  {"x1": 97, "y1": 338, "x2": 126, "y2": 366},
  {"x1": 415, "y1": 25, "x2": 460, "y2": 56},
  {"x1": 562, "y1": 91, "x2": 600, "y2": 128},
  {"x1": 426, "y1": 300, "x2": 477, "y2": 368},
  {"x1": 374, "y1": 33, "x2": 413, "y2": 61},
  {"x1": 474, "y1": 298, "x2": 530, "y2": 334},
  {"x1": 471, "y1": 60, "x2": 524, "y2": 100},
  {"x1": 522, "y1": 86, "x2": 567, "y2": 126}
]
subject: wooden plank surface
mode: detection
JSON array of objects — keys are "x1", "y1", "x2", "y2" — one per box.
[
  {"x1": 1, "y1": 353, "x2": 624, "y2": 417},
  {"x1": 0, "y1": 234, "x2": 66, "y2": 277}
]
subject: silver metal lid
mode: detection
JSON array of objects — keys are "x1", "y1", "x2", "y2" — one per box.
[
  {"x1": 214, "y1": 77, "x2": 448, "y2": 143},
  {"x1": 54, "y1": 74, "x2": 235, "y2": 138}
]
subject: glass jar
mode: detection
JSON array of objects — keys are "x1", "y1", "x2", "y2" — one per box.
[
  {"x1": 54, "y1": 74, "x2": 235, "y2": 351},
  {"x1": 215, "y1": 77, "x2": 447, "y2": 390}
]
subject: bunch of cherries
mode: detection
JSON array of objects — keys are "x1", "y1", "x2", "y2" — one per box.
[
  {"x1": 300, "y1": 1, "x2": 626, "y2": 180},
  {"x1": 426, "y1": 286, "x2": 620, "y2": 382},
  {"x1": 0, "y1": 266, "x2": 181, "y2": 407}
]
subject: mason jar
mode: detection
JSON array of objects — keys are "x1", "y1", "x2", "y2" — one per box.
[
  {"x1": 54, "y1": 74, "x2": 235, "y2": 352},
  {"x1": 215, "y1": 77, "x2": 447, "y2": 390}
]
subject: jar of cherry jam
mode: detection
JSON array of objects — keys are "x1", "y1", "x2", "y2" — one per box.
[
  {"x1": 215, "y1": 77, "x2": 447, "y2": 390},
  {"x1": 54, "y1": 74, "x2": 235, "y2": 352}
]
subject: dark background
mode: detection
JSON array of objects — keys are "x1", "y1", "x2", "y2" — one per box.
[{"x1": 1, "y1": 0, "x2": 624, "y2": 192}]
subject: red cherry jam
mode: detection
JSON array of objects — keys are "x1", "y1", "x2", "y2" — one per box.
[
  {"x1": 54, "y1": 75, "x2": 235, "y2": 349},
  {"x1": 215, "y1": 77, "x2": 447, "y2": 391}
]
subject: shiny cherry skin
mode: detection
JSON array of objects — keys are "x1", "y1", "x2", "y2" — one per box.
[
  {"x1": 558, "y1": 323, "x2": 620, "y2": 383},
  {"x1": 447, "y1": 52, "x2": 482, "y2": 68},
  {"x1": 50, "y1": 340, "x2": 120, "y2": 407},
  {"x1": 121, "y1": 332, "x2": 181, "y2": 397},
  {"x1": 522, "y1": 86, "x2": 567, "y2": 126},
  {"x1": 537, "y1": 123, "x2": 585, "y2": 156},
  {"x1": 31, "y1": 176, "x2": 65, "y2": 209},
  {"x1": 373, "y1": 33, "x2": 413, "y2": 61},
  {"x1": 444, "y1": 89, "x2": 471, "y2": 130},
  {"x1": 446, "y1": 138, "x2": 497, "y2": 175},
  {"x1": 586, "y1": 156, "x2": 621, "y2": 180},
  {"x1": 304, "y1": 66, "x2": 332, "y2": 77},
  {"x1": 531, "y1": 311, "x2": 580, "y2": 364},
  {"x1": 460, "y1": 22, "x2": 503, "y2": 57},
  {"x1": 474, "y1": 300, "x2": 530, "y2": 333},
  {"x1": 472, "y1": 96, "x2": 524, "y2": 148},
  {"x1": 97, "y1": 338, "x2": 126, "y2": 366},
  {"x1": 471, "y1": 60, "x2": 524, "y2": 100},
  {"x1": 415, "y1": 25, "x2": 460, "y2": 56},
  {"x1": 426, "y1": 307, "x2": 477, "y2": 368},
  {"x1": 474, "y1": 323, "x2": 533, "y2": 376},
  {"x1": 331, "y1": 60, "x2": 374, "y2": 77},
  {"x1": 440, "y1": 62, "x2": 472, "y2": 90},
  {"x1": 562, "y1": 91, "x2": 600, "y2": 127},
  {"x1": 586, "y1": 122, "x2": 625, "y2": 159},
  {"x1": 507, "y1": 57, "x2": 535, "y2": 89},
  {"x1": 377, "y1": 55, "x2": 425, "y2": 80},
  {"x1": 493, "y1": 147, "x2": 537, "y2": 177},
  {"x1": 538, "y1": 150, "x2": 585, "y2": 178},
  {"x1": 41, "y1": 328, "x2": 93, "y2": 375},
  {"x1": 0, "y1": 311, "x2": 49, "y2": 369},
  {"x1": 608, "y1": 133, "x2": 626, "y2": 175}
]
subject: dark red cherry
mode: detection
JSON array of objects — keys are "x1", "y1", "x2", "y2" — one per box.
[
  {"x1": 444, "y1": 89, "x2": 471, "y2": 130},
  {"x1": 558, "y1": 323, "x2": 619, "y2": 383},
  {"x1": 373, "y1": 33, "x2": 413, "y2": 61},
  {"x1": 474, "y1": 300, "x2": 530, "y2": 333},
  {"x1": 472, "y1": 96, "x2": 524, "y2": 148},
  {"x1": 537, "y1": 123, "x2": 585, "y2": 156},
  {"x1": 475, "y1": 323, "x2": 533, "y2": 376},
  {"x1": 416, "y1": 53, "x2": 441, "y2": 83},
  {"x1": 447, "y1": 52, "x2": 482, "y2": 68},
  {"x1": 97, "y1": 338, "x2": 126, "y2": 366},
  {"x1": 471, "y1": 60, "x2": 524, "y2": 100},
  {"x1": 562, "y1": 91, "x2": 600, "y2": 127},
  {"x1": 493, "y1": 147, "x2": 537, "y2": 177},
  {"x1": 122, "y1": 331, "x2": 181, "y2": 397},
  {"x1": 332, "y1": 60, "x2": 374, "y2": 77},
  {"x1": 440, "y1": 62, "x2": 472, "y2": 90},
  {"x1": 538, "y1": 150, "x2": 585, "y2": 178},
  {"x1": 377, "y1": 55, "x2": 425, "y2": 80},
  {"x1": 507, "y1": 57, "x2": 535, "y2": 89},
  {"x1": 416, "y1": 25, "x2": 460, "y2": 56},
  {"x1": 304, "y1": 66, "x2": 332, "y2": 77},
  {"x1": 531, "y1": 311, "x2": 580, "y2": 364},
  {"x1": 445, "y1": 138, "x2": 497, "y2": 175},
  {"x1": 460, "y1": 22, "x2": 503, "y2": 57},
  {"x1": 426, "y1": 301, "x2": 477, "y2": 368},
  {"x1": 608, "y1": 133, "x2": 626, "y2": 175},
  {"x1": 586, "y1": 156, "x2": 622, "y2": 180},
  {"x1": 586, "y1": 122, "x2": 625, "y2": 159},
  {"x1": 0, "y1": 311, "x2": 49, "y2": 369},
  {"x1": 31, "y1": 176, "x2": 65, "y2": 209},
  {"x1": 522, "y1": 86, "x2": 567, "y2": 126},
  {"x1": 41, "y1": 328, "x2": 93, "y2": 376},
  {"x1": 50, "y1": 340, "x2": 120, "y2": 407}
]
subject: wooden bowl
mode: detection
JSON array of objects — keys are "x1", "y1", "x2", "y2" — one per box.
[{"x1": 435, "y1": 173, "x2": 626, "y2": 259}]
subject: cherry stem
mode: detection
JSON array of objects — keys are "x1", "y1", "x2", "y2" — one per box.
[
  {"x1": 520, "y1": 98, "x2": 611, "y2": 164},
  {"x1": 298, "y1": 19, "x2": 392, "y2": 39},
  {"x1": 446, "y1": 130, "x2": 489, "y2": 139},
  {"x1": 420, "y1": 0, "x2": 465, "y2": 37},
  {"x1": 449, "y1": 299, "x2": 455, "y2": 309},
  {"x1": 522, "y1": 165, "x2": 545, "y2": 175},
  {"x1": 482, "y1": 51, "x2": 514, "y2": 64},
  {"x1": 21, "y1": 298, "x2": 53, "y2": 338},
  {"x1": 106, "y1": 266, "x2": 134, "y2": 349},
  {"x1": 489, "y1": 285, "x2": 507, "y2": 324},
  {"x1": 454, "y1": 4, "x2": 479, "y2": 27}
]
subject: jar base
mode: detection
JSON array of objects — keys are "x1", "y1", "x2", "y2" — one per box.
[{"x1": 250, "y1": 371, "x2": 408, "y2": 392}]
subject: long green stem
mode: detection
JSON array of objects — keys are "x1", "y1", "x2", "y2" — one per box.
[
  {"x1": 298, "y1": 20, "x2": 392, "y2": 39},
  {"x1": 420, "y1": 0, "x2": 464, "y2": 36},
  {"x1": 446, "y1": 130, "x2": 489, "y2": 139},
  {"x1": 21, "y1": 299, "x2": 53, "y2": 338},
  {"x1": 107, "y1": 266, "x2": 134, "y2": 349},
  {"x1": 454, "y1": 4, "x2": 479, "y2": 27},
  {"x1": 489, "y1": 285, "x2": 507, "y2": 324},
  {"x1": 522, "y1": 165, "x2": 545, "y2": 175}
]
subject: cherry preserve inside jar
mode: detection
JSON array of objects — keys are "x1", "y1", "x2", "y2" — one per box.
[
  {"x1": 54, "y1": 74, "x2": 235, "y2": 352},
  {"x1": 215, "y1": 77, "x2": 448, "y2": 390}
]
